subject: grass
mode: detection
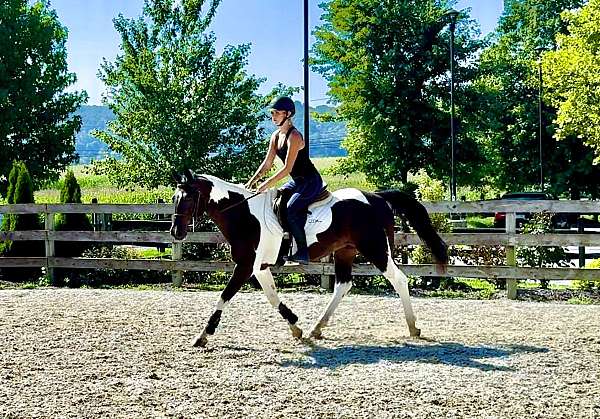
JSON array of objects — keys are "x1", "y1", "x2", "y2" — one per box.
[
  {"x1": 34, "y1": 158, "x2": 372, "y2": 204},
  {"x1": 567, "y1": 296, "x2": 595, "y2": 305},
  {"x1": 466, "y1": 216, "x2": 495, "y2": 228},
  {"x1": 313, "y1": 157, "x2": 375, "y2": 191}
]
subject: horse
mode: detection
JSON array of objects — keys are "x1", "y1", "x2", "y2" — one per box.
[{"x1": 170, "y1": 169, "x2": 448, "y2": 347}]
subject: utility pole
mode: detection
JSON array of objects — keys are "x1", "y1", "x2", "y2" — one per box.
[
  {"x1": 446, "y1": 10, "x2": 459, "y2": 201},
  {"x1": 303, "y1": 0, "x2": 310, "y2": 150}
]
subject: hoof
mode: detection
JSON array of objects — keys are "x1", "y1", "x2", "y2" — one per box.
[
  {"x1": 192, "y1": 334, "x2": 208, "y2": 347},
  {"x1": 310, "y1": 328, "x2": 323, "y2": 340},
  {"x1": 409, "y1": 327, "x2": 421, "y2": 338},
  {"x1": 289, "y1": 324, "x2": 303, "y2": 339}
]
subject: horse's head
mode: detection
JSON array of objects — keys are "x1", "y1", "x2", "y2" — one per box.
[{"x1": 170, "y1": 169, "x2": 213, "y2": 241}]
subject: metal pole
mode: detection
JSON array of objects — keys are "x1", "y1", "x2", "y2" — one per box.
[
  {"x1": 303, "y1": 0, "x2": 309, "y2": 149},
  {"x1": 449, "y1": 16, "x2": 457, "y2": 201},
  {"x1": 538, "y1": 58, "x2": 543, "y2": 191}
]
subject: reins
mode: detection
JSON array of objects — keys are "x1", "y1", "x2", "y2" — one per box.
[
  {"x1": 220, "y1": 190, "x2": 263, "y2": 213},
  {"x1": 174, "y1": 188, "x2": 263, "y2": 231}
]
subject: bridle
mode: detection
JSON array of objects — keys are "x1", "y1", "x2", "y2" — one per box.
[
  {"x1": 173, "y1": 185, "x2": 204, "y2": 232},
  {"x1": 173, "y1": 183, "x2": 263, "y2": 232}
]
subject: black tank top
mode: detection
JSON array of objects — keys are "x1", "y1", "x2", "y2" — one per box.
[{"x1": 275, "y1": 128, "x2": 320, "y2": 181}]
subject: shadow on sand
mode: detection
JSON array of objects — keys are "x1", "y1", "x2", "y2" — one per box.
[{"x1": 281, "y1": 341, "x2": 548, "y2": 371}]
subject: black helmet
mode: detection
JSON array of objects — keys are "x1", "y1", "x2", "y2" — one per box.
[{"x1": 270, "y1": 96, "x2": 295, "y2": 116}]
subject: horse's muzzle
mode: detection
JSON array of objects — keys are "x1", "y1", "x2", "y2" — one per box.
[{"x1": 170, "y1": 224, "x2": 187, "y2": 241}]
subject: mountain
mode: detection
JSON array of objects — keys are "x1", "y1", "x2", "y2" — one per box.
[
  {"x1": 74, "y1": 103, "x2": 347, "y2": 163},
  {"x1": 74, "y1": 105, "x2": 117, "y2": 164},
  {"x1": 288, "y1": 101, "x2": 347, "y2": 157}
]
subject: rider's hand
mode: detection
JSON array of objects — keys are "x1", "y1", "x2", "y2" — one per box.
[{"x1": 257, "y1": 180, "x2": 270, "y2": 193}]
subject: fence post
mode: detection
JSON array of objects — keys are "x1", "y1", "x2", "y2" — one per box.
[
  {"x1": 578, "y1": 219, "x2": 586, "y2": 268},
  {"x1": 44, "y1": 209, "x2": 55, "y2": 284},
  {"x1": 156, "y1": 198, "x2": 166, "y2": 253},
  {"x1": 91, "y1": 198, "x2": 101, "y2": 231},
  {"x1": 505, "y1": 212, "x2": 517, "y2": 300},
  {"x1": 172, "y1": 241, "x2": 183, "y2": 287},
  {"x1": 320, "y1": 256, "x2": 333, "y2": 290}
]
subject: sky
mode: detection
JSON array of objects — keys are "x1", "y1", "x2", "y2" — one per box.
[{"x1": 50, "y1": 0, "x2": 505, "y2": 106}]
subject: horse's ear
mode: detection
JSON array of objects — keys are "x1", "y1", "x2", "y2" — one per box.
[
  {"x1": 185, "y1": 168, "x2": 196, "y2": 181},
  {"x1": 172, "y1": 171, "x2": 182, "y2": 184}
]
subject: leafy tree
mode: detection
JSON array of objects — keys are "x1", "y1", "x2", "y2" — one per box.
[
  {"x1": 0, "y1": 0, "x2": 87, "y2": 196},
  {"x1": 474, "y1": 0, "x2": 600, "y2": 198},
  {"x1": 543, "y1": 0, "x2": 600, "y2": 160},
  {"x1": 94, "y1": 0, "x2": 268, "y2": 188},
  {"x1": 312, "y1": 0, "x2": 485, "y2": 188}
]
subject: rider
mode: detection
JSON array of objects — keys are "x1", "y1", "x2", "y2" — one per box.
[{"x1": 245, "y1": 96, "x2": 323, "y2": 264}]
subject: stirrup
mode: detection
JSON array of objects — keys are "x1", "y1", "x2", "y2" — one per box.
[{"x1": 284, "y1": 248, "x2": 309, "y2": 265}]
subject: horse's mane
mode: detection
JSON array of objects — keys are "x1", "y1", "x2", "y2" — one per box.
[{"x1": 200, "y1": 174, "x2": 253, "y2": 198}]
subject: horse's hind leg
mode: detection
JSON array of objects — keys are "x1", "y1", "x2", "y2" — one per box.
[
  {"x1": 358, "y1": 235, "x2": 420, "y2": 337},
  {"x1": 382, "y1": 253, "x2": 420, "y2": 337},
  {"x1": 310, "y1": 247, "x2": 355, "y2": 339},
  {"x1": 253, "y1": 268, "x2": 303, "y2": 339}
]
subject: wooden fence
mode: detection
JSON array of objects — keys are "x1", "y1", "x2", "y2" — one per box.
[{"x1": 1, "y1": 200, "x2": 599, "y2": 299}]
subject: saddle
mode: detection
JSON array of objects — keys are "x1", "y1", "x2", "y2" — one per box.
[
  {"x1": 273, "y1": 185, "x2": 331, "y2": 231},
  {"x1": 272, "y1": 185, "x2": 332, "y2": 265}
]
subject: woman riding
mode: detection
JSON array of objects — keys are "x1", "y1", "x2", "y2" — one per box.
[{"x1": 245, "y1": 96, "x2": 323, "y2": 264}]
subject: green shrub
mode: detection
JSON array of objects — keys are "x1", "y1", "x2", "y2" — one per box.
[
  {"x1": 517, "y1": 213, "x2": 570, "y2": 289},
  {"x1": 408, "y1": 170, "x2": 452, "y2": 290},
  {"x1": 68, "y1": 245, "x2": 170, "y2": 287},
  {"x1": 573, "y1": 258, "x2": 600, "y2": 291},
  {"x1": 0, "y1": 162, "x2": 44, "y2": 281},
  {"x1": 53, "y1": 170, "x2": 94, "y2": 286}
]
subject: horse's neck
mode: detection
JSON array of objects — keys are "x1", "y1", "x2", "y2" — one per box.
[{"x1": 202, "y1": 175, "x2": 253, "y2": 200}]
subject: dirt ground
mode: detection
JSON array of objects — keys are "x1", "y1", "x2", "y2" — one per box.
[{"x1": 1, "y1": 288, "x2": 599, "y2": 418}]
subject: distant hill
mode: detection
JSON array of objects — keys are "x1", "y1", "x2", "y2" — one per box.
[
  {"x1": 74, "y1": 105, "x2": 118, "y2": 164},
  {"x1": 74, "y1": 103, "x2": 347, "y2": 163}
]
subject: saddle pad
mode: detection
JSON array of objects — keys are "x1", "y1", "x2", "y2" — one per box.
[{"x1": 264, "y1": 188, "x2": 369, "y2": 251}]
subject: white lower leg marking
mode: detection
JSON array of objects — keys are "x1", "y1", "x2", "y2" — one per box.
[
  {"x1": 254, "y1": 269, "x2": 302, "y2": 338},
  {"x1": 383, "y1": 255, "x2": 419, "y2": 335},
  {"x1": 253, "y1": 269, "x2": 281, "y2": 308},
  {"x1": 215, "y1": 297, "x2": 228, "y2": 311},
  {"x1": 311, "y1": 281, "x2": 352, "y2": 337}
]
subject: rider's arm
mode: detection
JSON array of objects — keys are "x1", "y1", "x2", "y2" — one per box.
[
  {"x1": 257, "y1": 130, "x2": 304, "y2": 192},
  {"x1": 245, "y1": 133, "x2": 278, "y2": 188}
]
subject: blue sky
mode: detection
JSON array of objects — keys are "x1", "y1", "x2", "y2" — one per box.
[{"x1": 52, "y1": 0, "x2": 504, "y2": 105}]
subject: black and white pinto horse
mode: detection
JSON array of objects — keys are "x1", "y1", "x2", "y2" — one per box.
[{"x1": 170, "y1": 169, "x2": 448, "y2": 347}]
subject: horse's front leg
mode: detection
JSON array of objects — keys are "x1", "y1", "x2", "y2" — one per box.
[
  {"x1": 192, "y1": 263, "x2": 252, "y2": 347},
  {"x1": 253, "y1": 268, "x2": 303, "y2": 339}
]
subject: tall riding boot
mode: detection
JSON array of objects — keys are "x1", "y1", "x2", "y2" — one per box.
[
  {"x1": 284, "y1": 220, "x2": 310, "y2": 265},
  {"x1": 275, "y1": 235, "x2": 292, "y2": 267}
]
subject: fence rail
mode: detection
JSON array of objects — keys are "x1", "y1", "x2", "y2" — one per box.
[{"x1": 1, "y1": 200, "x2": 599, "y2": 296}]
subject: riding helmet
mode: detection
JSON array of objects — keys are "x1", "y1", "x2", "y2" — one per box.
[{"x1": 270, "y1": 96, "x2": 295, "y2": 116}]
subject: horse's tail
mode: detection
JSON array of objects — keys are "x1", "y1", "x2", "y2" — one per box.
[{"x1": 376, "y1": 190, "x2": 448, "y2": 265}]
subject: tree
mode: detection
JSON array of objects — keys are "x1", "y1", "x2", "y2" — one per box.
[
  {"x1": 0, "y1": 161, "x2": 43, "y2": 281},
  {"x1": 543, "y1": 0, "x2": 600, "y2": 160},
  {"x1": 94, "y1": 0, "x2": 268, "y2": 188},
  {"x1": 54, "y1": 169, "x2": 92, "y2": 286},
  {"x1": 312, "y1": 0, "x2": 485, "y2": 188},
  {"x1": 0, "y1": 0, "x2": 87, "y2": 196},
  {"x1": 55, "y1": 169, "x2": 92, "y2": 238},
  {"x1": 474, "y1": 0, "x2": 600, "y2": 198}
]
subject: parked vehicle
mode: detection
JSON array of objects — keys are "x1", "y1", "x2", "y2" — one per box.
[{"x1": 493, "y1": 192, "x2": 576, "y2": 229}]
